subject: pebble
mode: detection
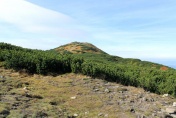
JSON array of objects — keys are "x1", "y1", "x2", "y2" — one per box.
[
  {"x1": 152, "y1": 113, "x2": 157, "y2": 117},
  {"x1": 94, "y1": 89, "x2": 99, "y2": 92},
  {"x1": 98, "y1": 113, "x2": 103, "y2": 116},
  {"x1": 170, "y1": 114, "x2": 176, "y2": 118},
  {"x1": 85, "y1": 112, "x2": 89, "y2": 115},
  {"x1": 164, "y1": 114, "x2": 174, "y2": 118},
  {"x1": 70, "y1": 96, "x2": 77, "y2": 99},
  {"x1": 23, "y1": 87, "x2": 27, "y2": 90},
  {"x1": 173, "y1": 102, "x2": 176, "y2": 107},
  {"x1": 137, "y1": 94, "x2": 143, "y2": 98},
  {"x1": 163, "y1": 94, "x2": 169, "y2": 97},
  {"x1": 105, "y1": 88, "x2": 110, "y2": 93},
  {"x1": 104, "y1": 114, "x2": 109, "y2": 117},
  {"x1": 130, "y1": 108, "x2": 135, "y2": 113},
  {"x1": 165, "y1": 107, "x2": 176, "y2": 114},
  {"x1": 73, "y1": 113, "x2": 78, "y2": 117},
  {"x1": 0, "y1": 75, "x2": 4, "y2": 78}
]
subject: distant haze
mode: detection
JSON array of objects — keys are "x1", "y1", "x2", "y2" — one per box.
[{"x1": 143, "y1": 58, "x2": 176, "y2": 69}]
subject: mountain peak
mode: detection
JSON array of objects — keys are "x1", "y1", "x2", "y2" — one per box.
[{"x1": 54, "y1": 42, "x2": 107, "y2": 54}]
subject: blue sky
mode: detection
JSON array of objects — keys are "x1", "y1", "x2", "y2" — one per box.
[{"x1": 0, "y1": 0, "x2": 176, "y2": 68}]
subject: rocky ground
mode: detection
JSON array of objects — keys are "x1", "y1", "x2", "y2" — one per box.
[{"x1": 0, "y1": 67, "x2": 176, "y2": 118}]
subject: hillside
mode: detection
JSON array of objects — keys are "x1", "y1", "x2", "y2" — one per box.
[
  {"x1": 0, "y1": 42, "x2": 176, "y2": 95},
  {"x1": 53, "y1": 42, "x2": 107, "y2": 54},
  {"x1": 52, "y1": 42, "x2": 172, "y2": 70},
  {"x1": 1, "y1": 42, "x2": 176, "y2": 117},
  {"x1": 0, "y1": 66, "x2": 176, "y2": 117}
]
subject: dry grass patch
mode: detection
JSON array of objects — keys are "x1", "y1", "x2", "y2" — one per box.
[{"x1": 1, "y1": 66, "x2": 176, "y2": 117}]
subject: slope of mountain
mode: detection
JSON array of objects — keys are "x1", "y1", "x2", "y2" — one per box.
[
  {"x1": 53, "y1": 42, "x2": 107, "y2": 54},
  {"x1": 0, "y1": 66, "x2": 176, "y2": 118},
  {"x1": 1, "y1": 42, "x2": 176, "y2": 117},
  {"x1": 0, "y1": 42, "x2": 176, "y2": 97},
  {"x1": 52, "y1": 42, "x2": 172, "y2": 70}
]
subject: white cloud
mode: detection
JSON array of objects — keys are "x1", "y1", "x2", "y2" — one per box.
[
  {"x1": 0, "y1": 0, "x2": 71, "y2": 28},
  {"x1": 0, "y1": 0, "x2": 88, "y2": 39}
]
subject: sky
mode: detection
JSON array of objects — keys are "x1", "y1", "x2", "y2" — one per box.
[{"x1": 0, "y1": 0, "x2": 176, "y2": 68}]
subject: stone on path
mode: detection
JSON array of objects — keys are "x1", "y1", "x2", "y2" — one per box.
[
  {"x1": 166, "y1": 107, "x2": 176, "y2": 114},
  {"x1": 163, "y1": 94, "x2": 169, "y2": 97},
  {"x1": 173, "y1": 102, "x2": 176, "y2": 107},
  {"x1": 70, "y1": 96, "x2": 77, "y2": 99}
]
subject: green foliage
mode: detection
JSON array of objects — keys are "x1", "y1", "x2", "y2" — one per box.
[{"x1": 1, "y1": 42, "x2": 176, "y2": 97}]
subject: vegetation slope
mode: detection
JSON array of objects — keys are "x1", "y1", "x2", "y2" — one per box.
[{"x1": 0, "y1": 42, "x2": 176, "y2": 97}]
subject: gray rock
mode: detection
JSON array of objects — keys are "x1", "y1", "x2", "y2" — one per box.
[
  {"x1": 130, "y1": 108, "x2": 135, "y2": 113},
  {"x1": 136, "y1": 115, "x2": 140, "y2": 118},
  {"x1": 104, "y1": 114, "x2": 108, "y2": 117},
  {"x1": 163, "y1": 94, "x2": 169, "y2": 97},
  {"x1": 0, "y1": 75, "x2": 5, "y2": 79},
  {"x1": 152, "y1": 113, "x2": 157, "y2": 117},
  {"x1": 94, "y1": 89, "x2": 99, "y2": 92},
  {"x1": 117, "y1": 88, "x2": 128, "y2": 92},
  {"x1": 136, "y1": 114, "x2": 146, "y2": 118},
  {"x1": 0, "y1": 110, "x2": 10, "y2": 117},
  {"x1": 73, "y1": 113, "x2": 78, "y2": 117},
  {"x1": 164, "y1": 114, "x2": 173, "y2": 118},
  {"x1": 142, "y1": 97, "x2": 147, "y2": 101},
  {"x1": 0, "y1": 75, "x2": 6, "y2": 82},
  {"x1": 106, "y1": 101, "x2": 114, "y2": 105},
  {"x1": 85, "y1": 112, "x2": 89, "y2": 115},
  {"x1": 137, "y1": 94, "x2": 143, "y2": 98},
  {"x1": 143, "y1": 97, "x2": 155, "y2": 102},
  {"x1": 161, "y1": 102, "x2": 170, "y2": 106},
  {"x1": 150, "y1": 98, "x2": 155, "y2": 102},
  {"x1": 98, "y1": 113, "x2": 103, "y2": 116},
  {"x1": 166, "y1": 107, "x2": 176, "y2": 114},
  {"x1": 70, "y1": 96, "x2": 77, "y2": 99},
  {"x1": 104, "y1": 82, "x2": 110, "y2": 86},
  {"x1": 105, "y1": 88, "x2": 110, "y2": 93},
  {"x1": 170, "y1": 114, "x2": 176, "y2": 118},
  {"x1": 0, "y1": 79, "x2": 5, "y2": 82}
]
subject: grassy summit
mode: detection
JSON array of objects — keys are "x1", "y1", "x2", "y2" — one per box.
[{"x1": 53, "y1": 42, "x2": 107, "y2": 54}]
